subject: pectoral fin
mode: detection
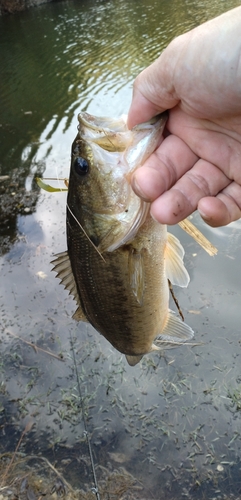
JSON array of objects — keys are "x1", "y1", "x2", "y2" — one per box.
[
  {"x1": 98, "y1": 201, "x2": 149, "y2": 253},
  {"x1": 128, "y1": 249, "x2": 144, "y2": 305},
  {"x1": 97, "y1": 219, "x2": 126, "y2": 253},
  {"x1": 125, "y1": 354, "x2": 144, "y2": 366},
  {"x1": 155, "y1": 310, "x2": 194, "y2": 346},
  {"x1": 165, "y1": 233, "x2": 190, "y2": 287}
]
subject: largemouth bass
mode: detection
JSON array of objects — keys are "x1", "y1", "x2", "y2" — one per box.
[{"x1": 52, "y1": 112, "x2": 194, "y2": 366}]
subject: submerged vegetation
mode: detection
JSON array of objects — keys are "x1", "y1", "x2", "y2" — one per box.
[
  {"x1": 227, "y1": 385, "x2": 241, "y2": 412},
  {"x1": 0, "y1": 453, "x2": 143, "y2": 500},
  {"x1": 1, "y1": 324, "x2": 241, "y2": 499}
]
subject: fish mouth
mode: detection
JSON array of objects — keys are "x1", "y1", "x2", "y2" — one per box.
[
  {"x1": 78, "y1": 112, "x2": 128, "y2": 132},
  {"x1": 78, "y1": 111, "x2": 168, "y2": 158},
  {"x1": 78, "y1": 112, "x2": 132, "y2": 153}
]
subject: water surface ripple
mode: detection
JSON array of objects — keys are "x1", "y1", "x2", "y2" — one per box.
[{"x1": 0, "y1": 0, "x2": 241, "y2": 498}]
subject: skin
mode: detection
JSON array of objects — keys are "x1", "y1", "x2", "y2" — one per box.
[{"x1": 127, "y1": 6, "x2": 241, "y2": 227}]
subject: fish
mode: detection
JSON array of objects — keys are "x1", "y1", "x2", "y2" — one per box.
[{"x1": 52, "y1": 111, "x2": 194, "y2": 366}]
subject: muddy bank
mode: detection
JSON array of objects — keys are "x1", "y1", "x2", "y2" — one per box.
[
  {"x1": 0, "y1": 169, "x2": 43, "y2": 255},
  {"x1": 0, "y1": 0, "x2": 60, "y2": 15}
]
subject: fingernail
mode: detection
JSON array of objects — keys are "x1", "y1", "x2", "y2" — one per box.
[
  {"x1": 198, "y1": 208, "x2": 211, "y2": 221},
  {"x1": 150, "y1": 211, "x2": 159, "y2": 223},
  {"x1": 131, "y1": 176, "x2": 150, "y2": 202}
]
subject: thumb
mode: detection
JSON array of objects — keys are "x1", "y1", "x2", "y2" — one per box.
[{"x1": 127, "y1": 48, "x2": 180, "y2": 129}]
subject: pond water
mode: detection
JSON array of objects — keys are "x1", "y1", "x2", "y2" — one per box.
[{"x1": 0, "y1": 0, "x2": 241, "y2": 498}]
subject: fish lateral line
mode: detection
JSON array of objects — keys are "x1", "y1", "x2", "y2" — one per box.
[{"x1": 66, "y1": 202, "x2": 106, "y2": 263}]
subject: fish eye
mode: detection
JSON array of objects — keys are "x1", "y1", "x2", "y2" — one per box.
[{"x1": 73, "y1": 156, "x2": 89, "y2": 175}]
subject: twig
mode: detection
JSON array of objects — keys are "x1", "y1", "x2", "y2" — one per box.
[
  {"x1": 178, "y1": 218, "x2": 218, "y2": 256},
  {"x1": 168, "y1": 280, "x2": 184, "y2": 321},
  {"x1": 5, "y1": 329, "x2": 64, "y2": 361}
]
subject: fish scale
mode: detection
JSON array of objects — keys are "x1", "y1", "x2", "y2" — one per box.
[
  {"x1": 52, "y1": 112, "x2": 194, "y2": 366},
  {"x1": 67, "y1": 213, "x2": 165, "y2": 351}
]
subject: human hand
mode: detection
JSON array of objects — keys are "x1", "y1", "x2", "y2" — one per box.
[{"x1": 128, "y1": 7, "x2": 241, "y2": 227}]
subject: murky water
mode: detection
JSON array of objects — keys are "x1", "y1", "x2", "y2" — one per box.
[{"x1": 1, "y1": 0, "x2": 241, "y2": 498}]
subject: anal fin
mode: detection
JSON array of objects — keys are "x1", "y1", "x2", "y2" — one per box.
[{"x1": 155, "y1": 310, "x2": 194, "y2": 347}]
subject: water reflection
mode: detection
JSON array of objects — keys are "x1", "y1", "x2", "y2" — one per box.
[
  {"x1": 0, "y1": 0, "x2": 241, "y2": 498},
  {"x1": 1, "y1": 0, "x2": 240, "y2": 253}
]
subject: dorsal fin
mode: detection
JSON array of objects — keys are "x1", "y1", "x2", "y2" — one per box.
[{"x1": 51, "y1": 251, "x2": 87, "y2": 322}]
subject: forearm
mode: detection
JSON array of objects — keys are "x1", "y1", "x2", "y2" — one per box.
[{"x1": 166, "y1": 6, "x2": 241, "y2": 116}]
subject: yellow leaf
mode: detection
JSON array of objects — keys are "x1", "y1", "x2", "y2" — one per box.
[{"x1": 36, "y1": 177, "x2": 68, "y2": 192}]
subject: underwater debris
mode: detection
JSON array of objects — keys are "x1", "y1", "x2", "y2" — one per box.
[{"x1": 0, "y1": 454, "x2": 143, "y2": 500}]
